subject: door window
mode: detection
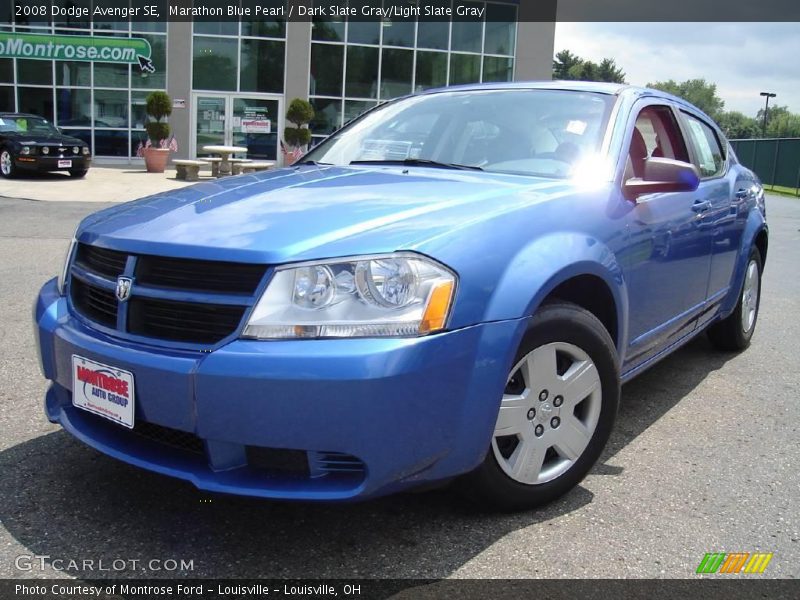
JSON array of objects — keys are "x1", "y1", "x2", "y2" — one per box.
[
  {"x1": 682, "y1": 113, "x2": 725, "y2": 177},
  {"x1": 626, "y1": 105, "x2": 689, "y2": 180}
]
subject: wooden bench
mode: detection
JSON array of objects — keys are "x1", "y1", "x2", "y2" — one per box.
[
  {"x1": 173, "y1": 159, "x2": 207, "y2": 182},
  {"x1": 240, "y1": 161, "x2": 276, "y2": 174},
  {"x1": 199, "y1": 157, "x2": 222, "y2": 177}
]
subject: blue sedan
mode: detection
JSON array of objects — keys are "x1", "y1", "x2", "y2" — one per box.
[{"x1": 34, "y1": 82, "x2": 767, "y2": 510}]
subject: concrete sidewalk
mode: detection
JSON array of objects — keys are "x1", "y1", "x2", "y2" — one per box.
[{"x1": 0, "y1": 166, "x2": 213, "y2": 203}]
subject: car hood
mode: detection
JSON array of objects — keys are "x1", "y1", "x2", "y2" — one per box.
[
  {"x1": 78, "y1": 165, "x2": 576, "y2": 264},
  {"x1": 4, "y1": 131, "x2": 86, "y2": 146}
]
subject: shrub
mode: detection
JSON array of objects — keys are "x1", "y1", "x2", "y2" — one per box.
[
  {"x1": 145, "y1": 91, "x2": 172, "y2": 143},
  {"x1": 284, "y1": 98, "x2": 314, "y2": 148}
]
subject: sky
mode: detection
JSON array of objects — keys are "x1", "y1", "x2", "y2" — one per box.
[{"x1": 554, "y1": 23, "x2": 800, "y2": 116}]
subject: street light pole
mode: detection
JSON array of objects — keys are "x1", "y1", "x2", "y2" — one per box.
[{"x1": 760, "y1": 92, "x2": 777, "y2": 137}]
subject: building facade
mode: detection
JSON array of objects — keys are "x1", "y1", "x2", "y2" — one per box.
[{"x1": 1, "y1": 2, "x2": 554, "y2": 164}]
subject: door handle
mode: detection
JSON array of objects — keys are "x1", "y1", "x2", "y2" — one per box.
[
  {"x1": 735, "y1": 189, "x2": 749, "y2": 200},
  {"x1": 692, "y1": 200, "x2": 711, "y2": 213}
]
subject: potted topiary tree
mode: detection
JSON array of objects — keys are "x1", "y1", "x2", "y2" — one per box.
[
  {"x1": 282, "y1": 98, "x2": 314, "y2": 165},
  {"x1": 142, "y1": 91, "x2": 173, "y2": 173}
]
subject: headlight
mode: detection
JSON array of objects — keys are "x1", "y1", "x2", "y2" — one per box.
[
  {"x1": 82, "y1": 146, "x2": 90, "y2": 155},
  {"x1": 73, "y1": 146, "x2": 79, "y2": 154},
  {"x1": 243, "y1": 253, "x2": 456, "y2": 339},
  {"x1": 21, "y1": 146, "x2": 30, "y2": 155},
  {"x1": 57, "y1": 237, "x2": 77, "y2": 295},
  {"x1": 41, "y1": 146, "x2": 49, "y2": 154}
]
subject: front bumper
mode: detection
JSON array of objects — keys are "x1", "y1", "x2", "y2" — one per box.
[
  {"x1": 35, "y1": 277, "x2": 525, "y2": 501},
  {"x1": 16, "y1": 155, "x2": 91, "y2": 172}
]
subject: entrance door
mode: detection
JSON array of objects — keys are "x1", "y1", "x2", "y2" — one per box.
[{"x1": 193, "y1": 94, "x2": 282, "y2": 161}]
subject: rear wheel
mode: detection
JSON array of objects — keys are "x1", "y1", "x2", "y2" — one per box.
[
  {"x1": 0, "y1": 149, "x2": 16, "y2": 179},
  {"x1": 460, "y1": 302, "x2": 620, "y2": 511},
  {"x1": 707, "y1": 248, "x2": 762, "y2": 351}
]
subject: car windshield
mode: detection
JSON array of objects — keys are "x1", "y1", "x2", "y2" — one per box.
[
  {"x1": 302, "y1": 89, "x2": 616, "y2": 178},
  {"x1": 0, "y1": 116, "x2": 60, "y2": 135}
]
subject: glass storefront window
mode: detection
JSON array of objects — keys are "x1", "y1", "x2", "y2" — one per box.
[
  {"x1": 94, "y1": 129, "x2": 129, "y2": 157},
  {"x1": 381, "y1": 20, "x2": 415, "y2": 48},
  {"x1": 94, "y1": 63, "x2": 129, "y2": 88},
  {"x1": 242, "y1": 19, "x2": 286, "y2": 39},
  {"x1": 193, "y1": 37, "x2": 238, "y2": 91},
  {"x1": 131, "y1": 34, "x2": 166, "y2": 89},
  {"x1": 417, "y1": 1, "x2": 449, "y2": 49},
  {"x1": 131, "y1": 92, "x2": 150, "y2": 129},
  {"x1": 451, "y1": 3, "x2": 483, "y2": 53},
  {"x1": 0, "y1": 58, "x2": 12, "y2": 84},
  {"x1": 240, "y1": 39, "x2": 285, "y2": 94},
  {"x1": 94, "y1": 89, "x2": 128, "y2": 128},
  {"x1": 344, "y1": 100, "x2": 377, "y2": 125},
  {"x1": 17, "y1": 59, "x2": 52, "y2": 85},
  {"x1": 380, "y1": 48, "x2": 413, "y2": 99},
  {"x1": 347, "y1": 20, "x2": 381, "y2": 45},
  {"x1": 310, "y1": 97, "x2": 342, "y2": 136},
  {"x1": 56, "y1": 88, "x2": 91, "y2": 127},
  {"x1": 482, "y1": 56, "x2": 514, "y2": 82},
  {"x1": 484, "y1": 4, "x2": 516, "y2": 56},
  {"x1": 450, "y1": 53, "x2": 481, "y2": 85},
  {"x1": 310, "y1": 44, "x2": 344, "y2": 97},
  {"x1": 0, "y1": 86, "x2": 13, "y2": 110},
  {"x1": 132, "y1": 22, "x2": 167, "y2": 34},
  {"x1": 193, "y1": 21, "x2": 238, "y2": 36},
  {"x1": 55, "y1": 61, "x2": 90, "y2": 86},
  {"x1": 17, "y1": 87, "x2": 54, "y2": 121},
  {"x1": 415, "y1": 51, "x2": 448, "y2": 91},
  {"x1": 312, "y1": 17, "x2": 345, "y2": 42},
  {"x1": 345, "y1": 46, "x2": 379, "y2": 98}
]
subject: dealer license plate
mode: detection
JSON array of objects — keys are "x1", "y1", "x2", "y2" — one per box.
[
  {"x1": 58, "y1": 160, "x2": 72, "y2": 168},
  {"x1": 72, "y1": 355, "x2": 135, "y2": 428}
]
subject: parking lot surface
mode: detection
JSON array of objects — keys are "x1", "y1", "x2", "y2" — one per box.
[{"x1": 0, "y1": 193, "x2": 797, "y2": 579}]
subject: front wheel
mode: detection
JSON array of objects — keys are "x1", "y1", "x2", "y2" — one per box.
[
  {"x1": 707, "y1": 248, "x2": 762, "y2": 351},
  {"x1": 0, "y1": 149, "x2": 16, "y2": 179},
  {"x1": 460, "y1": 302, "x2": 620, "y2": 511}
]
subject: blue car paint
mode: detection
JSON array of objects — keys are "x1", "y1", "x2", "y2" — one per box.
[{"x1": 34, "y1": 83, "x2": 767, "y2": 500}]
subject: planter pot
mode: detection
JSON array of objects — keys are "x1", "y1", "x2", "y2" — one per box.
[
  {"x1": 281, "y1": 145, "x2": 306, "y2": 166},
  {"x1": 143, "y1": 147, "x2": 171, "y2": 173}
]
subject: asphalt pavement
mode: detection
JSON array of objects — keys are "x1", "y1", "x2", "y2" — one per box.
[{"x1": 0, "y1": 194, "x2": 797, "y2": 580}]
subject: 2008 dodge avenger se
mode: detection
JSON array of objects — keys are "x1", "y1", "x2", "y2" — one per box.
[{"x1": 35, "y1": 82, "x2": 767, "y2": 510}]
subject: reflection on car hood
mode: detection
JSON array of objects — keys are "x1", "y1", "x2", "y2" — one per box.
[
  {"x1": 2, "y1": 131, "x2": 86, "y2": 146},
  {"x1": 78, "y1": 165, "x2": 577, "y2": 264}
]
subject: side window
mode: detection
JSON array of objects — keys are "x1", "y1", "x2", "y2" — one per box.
[
  {"x1": 682, "y1": 113, "x2": 725, "y2": 177},
  {"x1": 626, "y1": 105, "x2": 689, "y2": 180}
]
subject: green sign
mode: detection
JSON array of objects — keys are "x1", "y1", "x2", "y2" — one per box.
[{"x1": 0, "y1": 32, "x2": 154, "y2": 73}]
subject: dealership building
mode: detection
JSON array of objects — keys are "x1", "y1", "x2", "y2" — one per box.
[{"x1": 0, "y1": 2, "x2": 554, "y2": 164}]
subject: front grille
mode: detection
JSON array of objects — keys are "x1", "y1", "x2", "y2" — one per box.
[
  {"x1": 74, "y1": 243, "x2": 127, "y2": 278},
  {"x1": 314, "y1": 451, "x2": 367, "y2": 475},
  {"x1": 136, "y1": 255, "x2": 266, "y2": 294},
  {"x1": 127, "y1": 296, "x2": 246, "y2": 345},
  {"x1": 70, "y1": 277, "x2": 117, "y2": 328},
  {"x1": 68, "y1": 243, "x2": 266, "y2": 346}
]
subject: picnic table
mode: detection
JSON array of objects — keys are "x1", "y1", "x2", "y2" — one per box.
[{"x1": 201, "y1": 145, "x2": 248, "y2": 177}]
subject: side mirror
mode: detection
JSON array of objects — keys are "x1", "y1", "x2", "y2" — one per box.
[{"x1": 624, "y1": 157, "x2": 700, "y2": 200}]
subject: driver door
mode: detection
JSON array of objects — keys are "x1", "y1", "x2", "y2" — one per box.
[{"x1": 622, "y1": 101, "x2": 713, "y2": 365}]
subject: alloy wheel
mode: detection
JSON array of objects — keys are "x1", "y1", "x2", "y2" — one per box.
[
  {"x1": 0, "y1": 151, "x2": 11, "y2": 176},
  {"x1": 741, "y1": 259, "x2": 759, "y2": 333}
]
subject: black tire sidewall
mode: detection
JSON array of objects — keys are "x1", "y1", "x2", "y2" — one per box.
[{"x1": 465, "y1": 302, "x2": 620, "y2": 511}]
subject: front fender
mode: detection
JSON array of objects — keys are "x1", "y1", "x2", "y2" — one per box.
[
  {"x1": 483, "y1": 231, "x2": 628, "y2": 356},
  {"x1": 719, "y1": 209, "x2": 768, "y2": 318}
]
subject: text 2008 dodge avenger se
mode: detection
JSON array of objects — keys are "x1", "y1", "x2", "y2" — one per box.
[{"x1": 35, "y1": 83, "x2": 767, "y2": 510}]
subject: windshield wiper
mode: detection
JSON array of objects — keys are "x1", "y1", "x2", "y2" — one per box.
[
  {"x1": 349, "y1": 158, "x2": 483, "y2": 171},
  {"x1": 295, "y1": 160, "x2": 333, "y2": 166}
]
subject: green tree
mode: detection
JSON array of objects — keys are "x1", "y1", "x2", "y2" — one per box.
[
  {"x1": 716, "y1": 111, "x2": 760, "y2": 140},
  {"x1": 554, "y1": 51, "x2": 626, "y2": 84},
  {"x1": 553, "y1": 50, "x2": 582, "y2": 80},
  {"x1": 647, "y1": 78, "x2": 725, "y2": 119},
  {"x1": 765, "y1": 111, "x2": 800, "y2": 138}
]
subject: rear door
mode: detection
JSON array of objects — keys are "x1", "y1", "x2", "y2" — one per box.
[
  {"x1": 621, "y1": 100, "x2": 713, "y2": 364},
  {"x1": 678, "y1": 111, "x2": 745, "y2": 326}
]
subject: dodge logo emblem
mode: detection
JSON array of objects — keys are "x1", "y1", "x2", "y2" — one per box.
[{"x1": 115, "y1": 277, "x2": 133, "y2": 302}]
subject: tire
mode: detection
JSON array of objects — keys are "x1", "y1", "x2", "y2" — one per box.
[
  {"x1": 707, "y1": 248, "x2": 762, "y2": 352},
  {"x1": 69, "y1": 169, "x2": 88, "y2": 178},
  {"x1": 0, "y1": 149, "x2": 17, "y2": 179},
  {"x1": 459, "y1": 301, "x2": 620, "y2": 511}
]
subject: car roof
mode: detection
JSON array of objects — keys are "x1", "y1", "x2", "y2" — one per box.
[{"x1": 416, "y1": 80, "x2": 719, "y2": 127}]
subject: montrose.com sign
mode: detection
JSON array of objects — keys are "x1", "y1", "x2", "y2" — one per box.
[{"x1": 0, "y1": 32, "x2": 155, "y2": 72}]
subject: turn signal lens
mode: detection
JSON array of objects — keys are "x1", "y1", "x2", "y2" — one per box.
[{"x1": 420, "y1": 281, "x2": 455, "y2": 334}]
